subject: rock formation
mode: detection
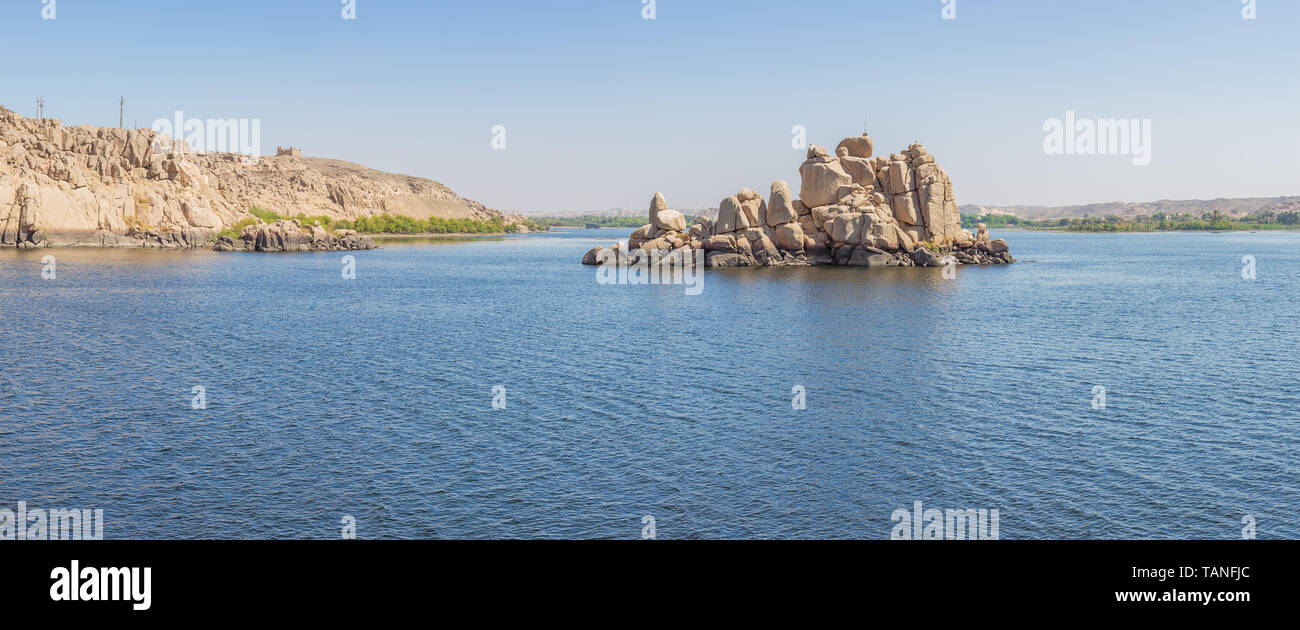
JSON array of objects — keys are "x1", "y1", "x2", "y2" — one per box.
[
  {"x1": 214, "y1": 220, "x2": 377, "y2": 252},
  {"x1": 582, "y1": 133, "x2": 1013, "y2": 268},
  {"x1": 0, "y1": 106, "x2": 530, "y2": 250}
]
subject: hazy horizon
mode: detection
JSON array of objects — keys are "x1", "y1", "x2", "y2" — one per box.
[{"x1": 3, "y1": 0, "x2": 1296, "y2": 213}]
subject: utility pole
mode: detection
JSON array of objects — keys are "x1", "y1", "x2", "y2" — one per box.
[
  {"x1": 36, "y1": 97, "x2": 45, "y2": 120},
  {"x1": 119, "y1": 96, "x2": 124, "y2": 128}
]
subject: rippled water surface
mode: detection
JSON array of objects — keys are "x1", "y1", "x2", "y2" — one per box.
[{"x1": 1, "y1": 229, "x2": 1297, "y2": 539}]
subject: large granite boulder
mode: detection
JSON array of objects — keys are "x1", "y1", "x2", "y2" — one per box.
[
  {"x1": 715, "y1": 195, "x2": 747, "y2": 233},
  {"x1": 774, "y1": 222, "x2": 805, "y2": 251},
  {"x1": 892, "y1": 192, "x2": 923, "y2": 226},
  {"x1": 648, "y1": 192, "x2": 687, "y2": 231},
  {"x1": 828, "y1": 212, "x2": 868, "y2": 246},
  {"x1": 767, "y1": 181, "x2": 797, "y2": 226},
  {"x1": 630, "y1": 224, "x2": 655, "y2": 240},
  {"x1": 702, "y1": 234, "x2": 738, "y2": 253},
  {"x1": 797, "y1": 145, "x2": 853, "y2": 209},
  {"x1": 885, "y1": 160, "x2": 914, "y2": 196},
  {"x1": 836, "y1": 134, "x2": 874, "y2": 159},
  {"x1": 839, "y1": 155, "x2": 877, "y2": 190},
  {"x1": 736, "y1": 189, "x2": 765, "y2": 227}
]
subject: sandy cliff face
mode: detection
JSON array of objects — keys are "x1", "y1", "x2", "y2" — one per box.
[{"x1": 0, "y1": 106, "x2": 523, "y2": 247}]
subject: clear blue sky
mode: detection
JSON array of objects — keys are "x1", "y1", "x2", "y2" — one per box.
[{"x1": 2, "y1": 0, "x2": 1296, "y2": 212}]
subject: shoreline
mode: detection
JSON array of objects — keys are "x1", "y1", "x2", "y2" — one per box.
[
  {"x1": 0, "y1": 229, "x2": 539, "y2": 251},
  {"x1": 975, "y1": 226, "x2": 1300, "y2": 234},
  {"x1": 363, "y1": 231, "x2": 527, "y2": 240},
  {"x1": 543, "y1": 225, "x2": 632, "y2": 229},
  {"x1": 7, "y1": 225, "x2": 1297, "y2": 253}
]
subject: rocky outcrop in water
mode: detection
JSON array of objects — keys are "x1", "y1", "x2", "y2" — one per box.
[
  {"x1": 582, "y1": 134, "x2": 1014, "y2": 268},
  {"x1": 0, "y1": 105, "x2": 527, "y2": 249},
  {"x1": 214, "y1": 219, "x2": 377, "y2": 252}
]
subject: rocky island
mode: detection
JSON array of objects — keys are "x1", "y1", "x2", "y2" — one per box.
[
  {"x1": 582, "y1": 134, "x2": 1013, "y2": 268},
  {"x1": 0, "y1": 106, "x2": 532, "y2": 252}
]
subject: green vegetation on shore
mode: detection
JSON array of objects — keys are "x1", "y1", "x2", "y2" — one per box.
[
  {"x1": 247, "y1": 207, "x2": 337, "y2": 229},
  {"x1": 215, "y1": 207, "x2": 336, "y2": 239},
  {"x1": 532, "y1": 215, "x2": 680, "y2": 229},
  {"x1": 217, "y1": 217, "x2": 260, "y2": 239},
  {"x1": 962, "y1": 210, "x2": 1300, "y2": 233},
  {"x1": 336, "y1": 214, "x2": 524, "y2": 234},
  {"x1": 218, "y1": 207, "x2": 544, "y2": 237}
]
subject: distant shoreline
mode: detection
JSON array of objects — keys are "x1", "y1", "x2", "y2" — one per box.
[
  {"x1": 363, "y1": 232, "x2": 519, "y2": 240},
  {"x1": 982, "y1": 226, "x2": 1300, "y2": 234},
  {"x1": 8, "y1": 224, "x2": 1296, "y2": 253}
]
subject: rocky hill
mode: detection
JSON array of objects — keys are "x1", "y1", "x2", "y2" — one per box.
[
  {"x1": 582, "y1": 133, "x2": 1012, "y2": 268},
  {"x1": 0, "y1": 106, "x2": 527, "y2": 248}
]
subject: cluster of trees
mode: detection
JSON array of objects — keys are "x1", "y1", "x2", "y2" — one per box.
[
  {"x1": 222, "y1": 207, "x2": 540, "y2": 236},
  {"x1": 530, "y1": 215, "x2": 652, "y2": 228},
  {"x1": 334, "y1": 214, "x2": 528, "y2": 234},
  {"x1": 962, "y1": 210, "x2": 1300, "y2": 233},
  {"x1": 1250, "y1": 210, "x2": 1300, "y2": 225}
]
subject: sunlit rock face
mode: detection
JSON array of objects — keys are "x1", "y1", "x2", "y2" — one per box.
[{"x1": 0, "y1": 106, "x2": 524, "y2": 249}]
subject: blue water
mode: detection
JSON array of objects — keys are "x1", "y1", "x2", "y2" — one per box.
[{"x1": 1, "y1": 229, "x2": 1296, "y2": 539}]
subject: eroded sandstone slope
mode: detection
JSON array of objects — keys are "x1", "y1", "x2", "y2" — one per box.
[{"x1": 0, "y1": 106, "x2": 527, "y2": 248}]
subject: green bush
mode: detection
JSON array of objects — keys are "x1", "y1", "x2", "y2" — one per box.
[
  {"x1": 248, "y1": 206, "x2": 280, "y2": 223},
  {"x1": 243, "y1": 207, "x2": 335, "y2": 232},
  {"x1": 217, "y1": 217, "x2": 260, "y2": 238}
]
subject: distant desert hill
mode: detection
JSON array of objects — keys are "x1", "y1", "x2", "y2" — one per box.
[
  {"x1": 291, "y1": 157, "x2": 516, "y2": 222},
  {"x1": 961, "y1": 197, "x2": 1300, "y2": 220}
]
